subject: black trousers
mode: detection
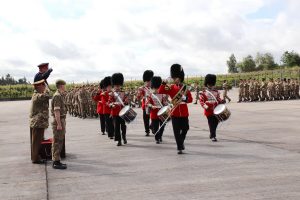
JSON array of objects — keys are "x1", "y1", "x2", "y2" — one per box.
[
  {"x1": 151, "y1": 119, "x2": 165, "y2": 141},
  {"x1": 171, "y1": 117, "x2": 189, "y2": 150},
  {"x1": 113, "y1": 116, "x2": 127, "y2": 142},
  {"x1": 207, "y1": 115, "x2": 219, "y2": 139},
  {"x1": 99, "y1": 114, "x2": 106, "y2": 133},
  {"x1": 104, "y1": 114, "x2": 114, "y2": 138},
  {"x1": 143, "y1": 109, "x2": 150, "y2": 134}
]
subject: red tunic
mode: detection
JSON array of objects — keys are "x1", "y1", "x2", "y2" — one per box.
[
  {"x1": 108, "y1": 91, "x2": 126, "y2": 117},
  {"x1": 92, "y1": 90, "x2": 103, "y2": 114},
  {"x1": 199, "y1": 88, "x2": 223, "y2": 117},
  {"x1": 101, "y1": 91, "x2": 111, "y2": 115},
  {"x1": 158, "y1": 84, "x2": 192, "y2": 117},
  {"x1": 137, "y1": 86, "x2": 151, "y2": 110}
]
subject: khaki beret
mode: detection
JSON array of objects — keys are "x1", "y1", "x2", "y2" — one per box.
[{"x1": 55, "y1": 79, "x2": 66, "y2": 86}]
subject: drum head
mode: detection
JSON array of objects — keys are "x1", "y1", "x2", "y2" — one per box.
[
  {"x1": 158, "y1": 106, "x2": 168, "y2": 116},
  {"x1": 214, "y1": 104, "x2": 225, "y2": 115},
  {"x1": 119, "y1": 106, "x2": 130, "y2": 116}
]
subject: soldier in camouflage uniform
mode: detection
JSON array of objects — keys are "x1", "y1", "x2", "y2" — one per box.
[
  {"x1": 254, "y1": 79, "x2": 261, "y2": 101},
  {"x1": 29, "y1": 79, "x2": 50, "y2": 164},
  {"x1": 249, "y1": 78, "x2": 255, "y2": 102},
  {"x1": 51, "y1": 79, "x2": 67, "y2": 169},
  {"x1": 290, "y1": 79, "x2": 296, "y2": 99},
  {"x1": 222, "y1": 80, "x2": 231, "y2": 103},
  {"x1": 194, "y1": 82, "x2": 200, "y2": 104},
  {"x1": 267, "y1": 78, "x2": 275, "y2": 101},
  {"x1": 283, "y1": 78, "x2": 289, "y2": 100},
  {"x1": 244, "y1": 79, "x2": 250, "y2": 101},
  {"x1": 295, "y1": 79, "x2": 300, "y2": 99},
  {"x1": 238, "y1": 79, "x2": 244, "y2": 103},
  {"x1": 260, "y1": 78, "x2": 268, "y2": 101},
  {"x1": 78, "y1": 86, "x2": 88, "y2": 118},
  {"x1": 274, "y1": 78, "x2": 281, "y2": 100}
]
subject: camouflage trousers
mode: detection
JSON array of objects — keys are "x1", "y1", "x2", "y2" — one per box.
[{"x1": 52, "y1": 118, "x2": 66, "y2": 161}]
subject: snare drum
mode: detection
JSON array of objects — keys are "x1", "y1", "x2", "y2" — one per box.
[
  {"x1": 119, "y1": 106, "x2": 137, "y2": 124},
  {"x1": 213, "y1": 104, "x2": 231, "y2": 122},
  {"x1": 157, "y1": 105, "x2": 171, "y2": 122}
]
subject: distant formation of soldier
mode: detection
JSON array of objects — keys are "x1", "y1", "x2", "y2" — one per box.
[
  {"x1": 65, "y1": 85, "x2": 141, "y2": 119},
  {"x1": 238, "y1": 78, "x2": 300, "y2": 102}
]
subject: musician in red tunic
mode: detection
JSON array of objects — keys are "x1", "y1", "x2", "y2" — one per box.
[
  {"x1": 101, "y1": 76, "x2": 114, "y2": 139},
  {"x1": 109, "y1": 73, "x2": 127, "y2": 146},
  {"x1": 92, "y1": 80, "x2": 106, "y2": 135},
  {"x1": 137, "y1": 70, "x2": 154, "y2": 136},
  {"x1": 199, "y1": 74, "x2": 224, "y2": 142},
  {"x1": 158, "y1": 64, "x2": 193, "y2": 154},
  {"x1": 147, "y1": 76, "x2": 168, "y2": 144}
]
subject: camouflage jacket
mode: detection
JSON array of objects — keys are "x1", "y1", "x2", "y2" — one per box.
[
  {"x1": 51, "y1": 90, "x2": 67, "y2": 118},
  {"x1": 29, "y1": 90, "x2": 50, "y2": 128}
]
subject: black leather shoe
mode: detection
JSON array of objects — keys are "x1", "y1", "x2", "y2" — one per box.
[
  {"x1": 145, "y1": 133, "x2": 150, "y2": 137},
  {"x1": 177, "y1": 150, "x2": 183, "y2": 154},
  {"x1": 32, "y1": 159, "x2": 46, "y2": 164},
  {"x1": 117, "y1": 141, "x2": 122, "y2": 146},
  {"x1": 123, "y1": 139, "x2": 127, "y2": 144},
  {"x1": 102, "y1": 132, "x2": 105, "y2": 135},
  {"x1": 212, "y1": 138, "x2": 218, "y2": 142},
  {"x1": 53, "y1": 161, "x2": 67, "y2": 169},
  {"x1": 156, "y1": 140, "x2": 160, "y2": 144}
]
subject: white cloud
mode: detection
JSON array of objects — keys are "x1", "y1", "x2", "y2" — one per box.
[{"x1": 0, "y1": 0, "x2": 299, "y2": 83}]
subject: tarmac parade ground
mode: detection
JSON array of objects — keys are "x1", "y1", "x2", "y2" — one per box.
[{"x1": 0, "y1": 89, "x2": 300, "y2": 200}]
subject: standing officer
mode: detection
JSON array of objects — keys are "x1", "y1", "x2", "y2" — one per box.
[
  {"x1": 29, "y1": 79, "x2": 50, "y2": 164},
  {"x1": 222, "y1": 80, "x2": 231, "y2": 103},
  {"x1": 34, "y1": 63, "x2": 53, "y2": 84},
  {"x1": 51, "y1": 79, "x2": 67, "y2": 169}
]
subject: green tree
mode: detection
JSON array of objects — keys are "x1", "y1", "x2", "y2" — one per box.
[
  {"x1": 281, "y1": 51, "x2": 300, "y2": 67},
  {"x1": 237, "y1": 55, "x2": 256, "y2": 72},
  {"x1": 227, "y1": 54, "x2": 238, "y2": 73},
  {"x1": 255, "y1": 52, "x2": 277, "y2": 71}
]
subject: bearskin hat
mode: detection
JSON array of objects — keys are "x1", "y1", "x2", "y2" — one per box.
[
  {"x1": 151, "y1": 76, "x2": 162, "y2": 89},
  {"x1": 204, "y1": 74, "x2": 217, "y2": 87},
  {"x1": 170, "y1": 63, "x2": 184, "y2": 82},
  {"x1": 143, "y1": 70, "x2": 154, "y2": 82},
  {"x1": 99, "y1": 79, "x2": 104, "y2": 89},
  {"x1": 111, "y1": 73, "x2": 124, "y2": 86},
  {"x1": 103, "y1": 76, "x2": 112, "y2": 88}
]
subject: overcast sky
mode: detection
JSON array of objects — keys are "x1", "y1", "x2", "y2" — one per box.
[{"x1": 0, "y1": 0, "x2": 299, "y2": 83}]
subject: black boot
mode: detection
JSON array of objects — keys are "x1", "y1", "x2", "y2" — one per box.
[
  {"x1": 117, "y1": 141, "x2": 122, "y2": 146},
  {"x1": 52, "y1": 161, "x2": 67, "y2": 169}
]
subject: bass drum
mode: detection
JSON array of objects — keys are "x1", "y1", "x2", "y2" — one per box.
[
  {"x1": 157, "y1": 105, "x2": 171, "y2": 122},
  {"x1": 119, "y1": 106, "x2": 137, "y2": 124},
  {"x1": 213, "y1": 104, "x2": 231, "y2": 122}
]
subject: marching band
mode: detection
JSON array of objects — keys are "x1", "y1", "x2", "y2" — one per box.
[{"x1": 85, "y1": 64, "x2": 230, "y2": 154}]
